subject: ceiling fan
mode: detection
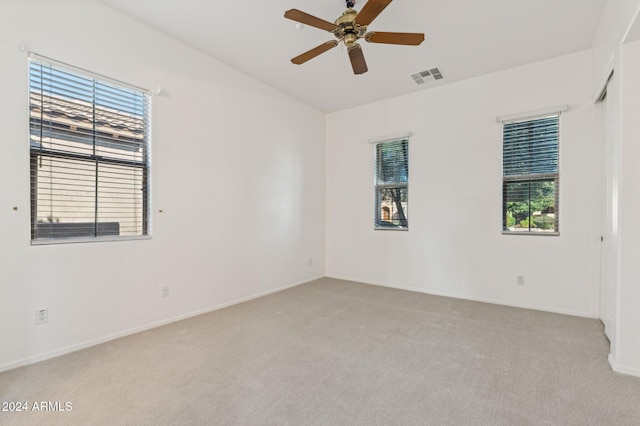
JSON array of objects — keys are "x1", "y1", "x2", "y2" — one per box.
[{"x1": 284, "y1": 0, "x2": 424, "y2": 75}]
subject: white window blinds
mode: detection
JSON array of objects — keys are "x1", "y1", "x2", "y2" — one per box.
[
  {"x1": 503, "y1": 116, "x2": 559, "y2": 178},
  {"x1": 502, "y1": 115, "x2": 559, "y2": 234},
  {"x1": 29, "y1": 56, "x2": 151, "y2": 243},
  {"x1": 374, "y1": 138, "x2": 408, "y2": 230}
]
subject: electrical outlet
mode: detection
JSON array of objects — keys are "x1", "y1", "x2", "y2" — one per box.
[
  {"x1": 36, "y1": 308, "x2": 48, "y2": 325},
  {"x1": 161, "y1": 286, "x2": 170, "y2": 298},
  {"x1": 517, "y1": 275, "x2": 525, "y2": 286}
]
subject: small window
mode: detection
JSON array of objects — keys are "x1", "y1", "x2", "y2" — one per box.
[
  {"x1": 502, "y1": 115, "x2": 559, "y2": 234},
  {"x1": 29, "y1": 56, "x2": 151, "y2": 243},
  {"x1": 374, "y1": 138, "x2": 408, "y2": 230}
]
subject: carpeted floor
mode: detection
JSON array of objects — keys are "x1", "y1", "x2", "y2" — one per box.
[{"x1": 2, "y1": 277, "x2": 640, "y2": 425}]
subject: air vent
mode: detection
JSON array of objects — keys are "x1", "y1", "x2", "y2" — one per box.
[
  {"x1": 411, "y1": 73, "x2": 426, "y2": 85},
  {"x1": 430, "y1": 67, "x2": 443, "y2": 80},
  {"x1": 410, "y1": 67, "x2": 444, "y2": 85}
]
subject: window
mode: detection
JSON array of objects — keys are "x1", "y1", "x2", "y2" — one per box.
[
  {"x1": 374, "y1": 138, "x2": 408, "y2": 230},
  {"x1": 502, "y1": 115, "x2": 559, "y2": 234},
  {"x1": 29, "y1": 55, "x2": 151, "y2": 243}
]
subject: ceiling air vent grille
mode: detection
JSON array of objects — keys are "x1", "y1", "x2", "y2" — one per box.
[{"x1": 410, "y1": 67, "x2": 444, "y2": 85}]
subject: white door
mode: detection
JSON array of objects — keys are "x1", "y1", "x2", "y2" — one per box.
[{"x1": 599, "y1": 72, "x2": 619, "y2": 342}]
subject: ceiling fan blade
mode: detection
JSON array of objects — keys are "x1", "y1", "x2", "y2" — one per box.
[
  {"x1": 348, "y1": 44, "x2": 368, "y2": 75},
  {"x1": 284, "y1": 9, "x2": 339, "y2": 32},
  {"x1": 291, "y1": 41, "x2": 339, "y2": 65},
  {"x1": 355, "y1": 0, "x2": 393, "y2": 26},
  {"x1": 365, "y1": 32, "x2": 425, "y2": 46}
]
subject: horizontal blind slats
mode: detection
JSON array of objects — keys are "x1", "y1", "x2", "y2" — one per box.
[
  {"x1": 375, "y1": 139, "x2": 409, "y2": 185},
  {"x1": 29, "y1": 57, "x2": 150, "y2": 242},
  {"x1": 502, "y1": 114, "x2": 559, "y2": 233},
  {"x1": 375, "y1": 138, "x2": 409, "y2": 229},
  {"x1": 503, "y1": 115, "x2": 559, "y2": 177},
  {"x1": 30, "y1": 63, "x2": 149, "y2": 116}
]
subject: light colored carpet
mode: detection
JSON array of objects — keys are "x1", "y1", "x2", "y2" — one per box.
[{"x1": 1, "y1": 277, "x2": 640, "y2": 425}]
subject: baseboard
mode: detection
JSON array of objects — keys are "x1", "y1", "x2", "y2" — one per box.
[
  {"x1": 608, "y1": 354, "x2": 640, "y2": 378},
  {"x1": 325, "y1": 275, "x2": 598, "y2": 319},
  {"x1": 0, "y1": 276, "x2": 322, "y2": 374}
]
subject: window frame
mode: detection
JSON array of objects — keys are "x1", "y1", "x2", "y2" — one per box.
[
  {"x1": 501, "y1": 113, "x2": 560, "y2": 236},
  {"x1": 373, "y1": 137, "x2": 409, "y2": 231},
  {"x1": 28, "y1": 54, "x2": 151, "y2": 245}
]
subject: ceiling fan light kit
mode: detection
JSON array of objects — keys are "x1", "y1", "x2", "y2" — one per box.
[{"x1": 284, "y1": 0, "x2": 424, "y2": 75}]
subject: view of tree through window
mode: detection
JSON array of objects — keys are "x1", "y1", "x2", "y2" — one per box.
[
  {"x1": 29, "y1": 56, "x2": 151, "y2": 242},
  {"x1": 374, "y1": 139, "x2": 408, "y2": 230},
  {"x1": 502, "y1": 115, "x2": 559, "y2": 234}
]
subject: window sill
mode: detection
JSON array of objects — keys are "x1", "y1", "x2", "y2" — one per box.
[
  {"x1": 31, "y1": 235, "x2": 152, "y2": 246},
  {"x1": 502, "y1": 231, "x2": 559, "y2": 236}
]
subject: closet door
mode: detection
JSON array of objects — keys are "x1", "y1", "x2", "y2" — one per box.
[{"x1": 599, "y1": 72, "x2": 619, "y2": 342}]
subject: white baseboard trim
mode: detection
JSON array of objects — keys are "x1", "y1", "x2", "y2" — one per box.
[
  {"x1": 325, "y1": 275, "x2": 598, "y2": 319},
  {"x1": 608, "y1": 354, "x2": 640, "y2": 378},
  {"x1": 0, "y1": 276, "x2": 322, "y2": 374}
]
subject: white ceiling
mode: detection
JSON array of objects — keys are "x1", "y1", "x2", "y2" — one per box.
[{"x1": 100, "y1": 0, "x2": 607, "y2": 112}]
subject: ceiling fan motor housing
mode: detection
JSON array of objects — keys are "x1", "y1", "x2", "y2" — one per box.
[
  {"x1": 335, "y1": 8, "x2": 358, "y2": 26},
  {"x1": 334, "y1": 9, "x2": 367, "y2": 47}
]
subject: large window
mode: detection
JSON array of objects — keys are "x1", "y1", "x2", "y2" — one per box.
[
  {"x1": 502, "y1": 115, "x2": 559, "y2": 234},
  {"x1": 374, "y1": 138, "x2": 408, "y2": 230},
  {"x1": 29, "y1": 55, "x2": 151, "y2": 243}
]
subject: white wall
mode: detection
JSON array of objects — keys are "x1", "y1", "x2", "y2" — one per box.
[
  {"x1": 591, "y1": 0, "x2": 640, "y2": 98},
  {"x1": 0, "y1": 0, "x2": 326, "y2": 371},
  {"x1": 326, "y1": 51, "x2": 601, "y2": 318}
]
